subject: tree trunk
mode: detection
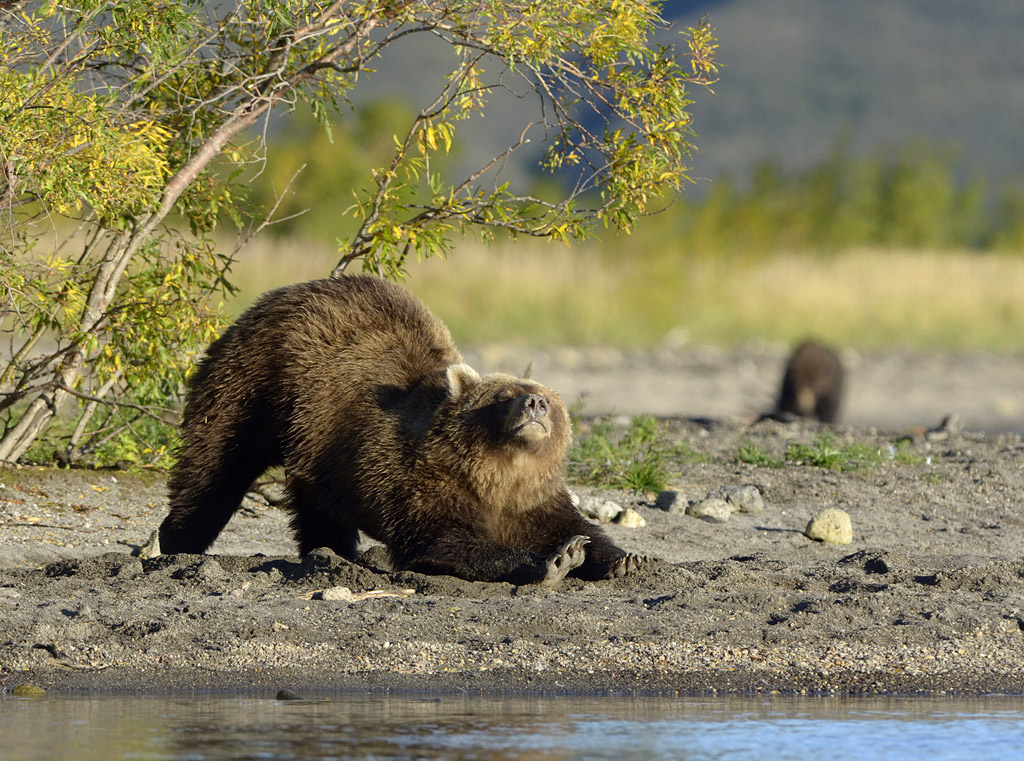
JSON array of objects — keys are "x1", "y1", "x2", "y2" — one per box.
[
  {"x1": 0, "y1": 231, "x2": 135, "y2": 462},
  {"x1": 0, "y1": 348, "x2": 84, "y2": 462}
]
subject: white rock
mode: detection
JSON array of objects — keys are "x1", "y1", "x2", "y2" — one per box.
[
  {"x1": 136, "y1": 529, "x2": 161, "y2": 558},
  {"x1": 708, "y1": 484, "x2": 765, "y2": 513},
  {"x1": 613, "y1": 507, "x2": 646, "y2": 528},
  {"x1": 805, "y1": 508, "x2": 853, "y2": 544},
  {"x1": 686, "y1": 497, "x2": 732, "y2": 523},
  {"x1": 315, "y1": 586, "x2": 357, "y2": 602},
  {"x1": 727, "y1": 485, "x2": 765, "y2": 513},
  {"x1": 578, "y1": 495, "x2": 624, "y2": 523}
]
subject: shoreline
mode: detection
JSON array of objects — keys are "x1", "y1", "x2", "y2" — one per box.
[
  {"x1": 3, "y1": 415, "x2": 1024, "y2": 697},
  {"x1": 11, "y1": 639, "x2": 1024, "y2": 698}
]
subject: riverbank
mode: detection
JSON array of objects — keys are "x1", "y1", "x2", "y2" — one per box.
[{"x1": 3, "y1": 402, "x2": 1023, "y2": 695}]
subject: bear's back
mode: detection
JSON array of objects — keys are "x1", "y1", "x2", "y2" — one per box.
[
  {"x1": 257, "y1": 277, "x2": 462, "y2": 485},
  {"x1": 260, "y1": 277, "x2": 460, "y2": 389}
]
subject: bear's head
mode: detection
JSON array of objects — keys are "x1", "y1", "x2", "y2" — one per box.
[
  {"x1": 442, "y1": 363, "x2": 570, "y2": 456},
  {"x1": 428, "y1": 363, "x2": 571, "y2": 506}
]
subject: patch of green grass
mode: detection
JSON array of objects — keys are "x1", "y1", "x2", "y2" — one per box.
[
  {"x1": 737, "y1": 432, "x2": 928, "y2": 473},
  {"x1": 890, "y1": 439, "x2": 927, "y2": 465},
  {"x1": 736, "y1": 440, "x2": 785, "y2": 468},
  {"x1": 618, "y1": 457, "x2": 668, "y2": 494},
  {"x1": 823, "y1": 435, "x2": 927, "y2": 471},
  {"x1": 570, "y1": 415, "x2": 705, "y2": 493},
  {"x1": 21, "y1": 405, "x2": 177, "y2": 470},
  {"x1": 785, "y1": 432, "x2": 845, "y2": 469}
]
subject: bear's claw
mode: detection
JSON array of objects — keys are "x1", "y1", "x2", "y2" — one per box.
[
  {"x1": 542, "y1": 534, "x2": 590, "y2": 585},
  {"x1": 605, "y1": 552, "x2": 646, "y2": 579}
]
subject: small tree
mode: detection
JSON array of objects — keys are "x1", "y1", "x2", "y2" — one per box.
[{"x1": 0, "y1": 0, "x2": 717, "y2": 464}]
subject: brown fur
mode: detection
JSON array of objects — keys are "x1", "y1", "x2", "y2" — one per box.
[
  {"x1": 777, "y1": 339, "x2": 845, "y2": 423},
  {"x1": 158, "y1": 276, "x2": 639, "y2": 584}
]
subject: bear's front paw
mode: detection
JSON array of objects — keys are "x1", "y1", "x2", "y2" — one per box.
[
  {"x1": 604, "y1": 552, "x2": 647, "y2": 579},
  {"x1": 542, "y1": 535, "x2": 590, "y2": 585}
]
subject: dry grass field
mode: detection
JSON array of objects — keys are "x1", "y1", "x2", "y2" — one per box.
[{"x1": 223, "y1": 237, "x2": 1024, "y2": 351}]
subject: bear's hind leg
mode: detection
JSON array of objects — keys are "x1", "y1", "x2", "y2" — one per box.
[{"x1": 160, "y1": 436, "x2": 276, "y2": 554}]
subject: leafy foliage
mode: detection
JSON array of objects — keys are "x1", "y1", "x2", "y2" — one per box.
[
  {"x1": 664, "y1": 139, "x2": 1024, "y2": 256},
  {"x1": 0, "y1": 1, "x2": 717, "y2": 465}
]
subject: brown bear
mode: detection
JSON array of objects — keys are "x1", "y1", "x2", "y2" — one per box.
[
  {"x1": 776, "y1": 339, "x2": 845, "y2": 423},
  {"x1": 157, "y1": 275, "x2": 643, "y2": 585}
]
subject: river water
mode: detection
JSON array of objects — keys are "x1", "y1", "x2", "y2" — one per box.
[{"x1": 2, "y1": 692, "x2": 1023, "y2": 760}]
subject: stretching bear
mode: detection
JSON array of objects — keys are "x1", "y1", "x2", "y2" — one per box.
[{"x1": 157, "y1": 276, "x2": 643, "y2": 585}]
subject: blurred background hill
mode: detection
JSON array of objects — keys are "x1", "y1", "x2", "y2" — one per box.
[
  {"x1": 673, "y1": 0, "x2": 1024, "y2": 192},
  {"x1": 227, "y1": 0, "x2": 1024, "y2": 353}
]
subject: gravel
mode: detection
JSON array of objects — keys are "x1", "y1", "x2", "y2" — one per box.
[{"x1": 2, "y1": 347, "x2": 1023, "y2": 696}]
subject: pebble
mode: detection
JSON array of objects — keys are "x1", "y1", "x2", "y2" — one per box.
[
  {"x1": 578, "y1": 495, "x2": 624, "y2": 523},
  {"x1": 654, "y1": 490, "x2": 687, "y2": 513},
  {"x1": 613, "y1": 508, "x2": 646, "y2": 528},
  {"x1": 805, "y1": 508, "x2": 853, "y2": 544},
  {"x1": 135, "y1": 529, "x2": 161, "y2": 559},
  {"x1": 314, "y1": 586, "x2": 358, "y2": 602},
  {"x1": 686, "y1": 497, "x2": 732, "y2": 523},
  {"x1": 12, "y1": 684, "x2": 46, "y2": 697},
  {"x1": 709, "y1": 484, "x2": 765, "y2": 514}
]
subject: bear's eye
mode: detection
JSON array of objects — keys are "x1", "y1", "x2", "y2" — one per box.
[{"x1": 494, "y1": 390, "x2": 515, "y2": 403}]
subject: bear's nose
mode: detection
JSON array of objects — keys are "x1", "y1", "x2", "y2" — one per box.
[{"x1": 524, "y1": 394, "x2": 548, "y2": 420}]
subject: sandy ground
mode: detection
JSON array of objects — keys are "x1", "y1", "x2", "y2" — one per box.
[
  {"x1": 1, "y1": 346, "x2": 1023, "y2": 696},
  {"x1": 463, "y1": 344, "x2": 1024, "y2": 433}
]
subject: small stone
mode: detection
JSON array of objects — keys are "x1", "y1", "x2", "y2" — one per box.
[
  {"x1": 805, "y1": 508, "x2": 853, "y2": 544},
  {"x1": 613, "y1": 508, "x2": 646, "y2": 528},
  {"x1": 71, "y1": 604, "x2": 93, "y2": 619},
  {"x1": 686, "y1": 497, "x2": 732, "y2": 523},
  {"x1": 712, "y1": 484, "x2": 765, "y2": 514},
  {"x1": 578, "y1": 495, "x2": 624, "y2": 523},
  {"x1": 12, "y1": 684, "x2": 46, "y2": 697},
  {"x1": 230, "y1": 582, "x2": 252, "y2": 599},
  {"x1": 314, "y1": 586, "x2": 357, "y2": 602},
  {"x1": 654, "y1": 490, "x2": 686, "y2": 513},
  {"x1": 135, "y1": 529, "x2": 161, "y2": 559},
  {"x1": 195, "y1": 558, "x2": 225, "y2": 581},
  {"x1": 926, "y1": 413, "x2": 962, "y2": 441}
]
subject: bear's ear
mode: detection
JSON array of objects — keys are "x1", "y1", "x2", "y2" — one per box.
[{"x1": 444, "y1": 362, "x2": 482, "y2": 399}]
